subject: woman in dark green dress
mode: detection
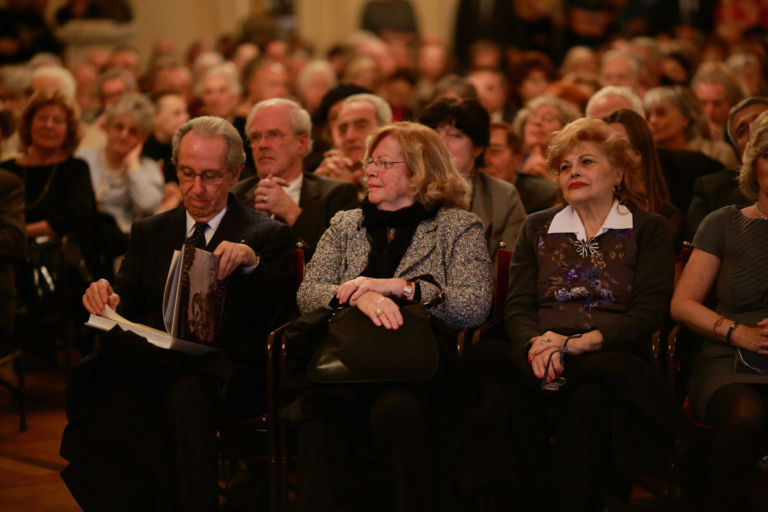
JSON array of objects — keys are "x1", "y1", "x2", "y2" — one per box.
[{"x1": 671, "y1": 110, "x2": 768, "y2": 511}]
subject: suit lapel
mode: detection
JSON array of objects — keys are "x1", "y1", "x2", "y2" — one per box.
[
  {"x1": 208, "y1": 196, "x2": 247, "y2": 250},
  {"x1": 471, "y1": 172, "x2": 492, "y2": 242},
  {"x1": 298, "y1": 173, "x2": 321, "y2": 213},
  {"x1": 161, "y1": 206, "x2": 188, "y2": 253}
]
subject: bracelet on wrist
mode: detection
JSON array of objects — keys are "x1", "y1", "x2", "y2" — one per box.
[
  {"x1": 563, "y1": 333, "x2": 582, "y2": 353},
  {"x1": 713, "y1": 314, "x2": 727, "y2": 337},
  {"x1": 726, "y1": 321, "x2": 740, "y2": 346},
  {"x1": 399, "y1": 280, "x2": 413, "y2": 299}
]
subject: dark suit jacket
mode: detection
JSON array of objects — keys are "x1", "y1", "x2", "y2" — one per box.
[
  {"x1": 0, "y1": 170, "x2": 25, "y2": 349},
  {"x1": 515, "y1": 173, "x2": 559, "y2": 214},
  {"x1": 114, "y1": 194, "x2": 296, "y2": 376},
  {"x1": 657, "y1": 148, "x2": 724, "y2": 216},
  {"x1": 685, "y1": 169, "x2": 750, "y2": 241},
  {"x1": 232, "y1": 172, "x2": 359, "y2": 259},
  {"x1": 471, "y1": 171, "x2": 526, "y2": 261}
]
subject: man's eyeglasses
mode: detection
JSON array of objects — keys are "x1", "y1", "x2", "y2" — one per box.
[
  {"x1": 249, "y1": 130, "x2": 299, "y2": 144},
  {"x1": 362, "y1": 157, "x2": 406, "y2": 170},
  {"x1": 177, "y1": 168, "x2": 227, "y2": 184}
]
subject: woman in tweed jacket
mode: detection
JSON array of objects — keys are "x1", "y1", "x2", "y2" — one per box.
[
  {"x1": 298, "y1": 206, "x2": 491, "y2": 330},
  {"x1": 294, "y1": 121, "x2": 491, "y2": 512}
]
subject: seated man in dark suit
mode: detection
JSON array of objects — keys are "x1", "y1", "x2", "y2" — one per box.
[
  {"x1": 685, "y1": 96, "x2": 768, "y2": 240},
  {"x1": 60, "y1": 116, "x2": 296, "y2": 512},
  {"x1": 232, "y1": 98, "x2": 359, "y2": 259}
]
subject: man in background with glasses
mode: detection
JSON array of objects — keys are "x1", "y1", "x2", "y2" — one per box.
[
  {"x1": 233, "y1": 98, "x2": 359, "y2": 260},
  {"x1": 315, "y1": 93, "x2": 393, "y2": 197},
  {"x1": 61, "y1": 116, "x2": 296, "y2": 512}
]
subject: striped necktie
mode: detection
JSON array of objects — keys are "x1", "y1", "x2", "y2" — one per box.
[{"x1": 186, "y1": 222, "x2": 208, "y2": 249}]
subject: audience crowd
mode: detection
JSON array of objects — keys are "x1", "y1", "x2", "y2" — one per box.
[{"x1": 1, "y1": 1, "x2": 767, "y2": 511}]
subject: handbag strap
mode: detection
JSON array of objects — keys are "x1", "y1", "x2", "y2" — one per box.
[{"x1": 409, "y1": 274, "x2": 444, "y2": 308}]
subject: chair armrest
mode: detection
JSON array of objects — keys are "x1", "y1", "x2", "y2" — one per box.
[
  {"x1": 456, "y1": 328, "x2": 469, "y2": 359},
  {"x1": 666, "y1": 323, "x2": 682, "y2": 397},
  {"x1": 265, "y1": 320, "x2": 296, "y2": 442},
  {"x1": 649, "y1": 329, "x2": 662, "y2": 376}
]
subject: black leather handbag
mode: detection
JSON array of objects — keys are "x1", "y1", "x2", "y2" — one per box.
[{"x1": 307, "y1": 276, "x2": 444, "y2": 384}]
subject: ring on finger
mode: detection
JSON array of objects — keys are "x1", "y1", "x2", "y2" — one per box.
[
  {"x1": 539, "y1": 337, "x2": 552, "y2": 345},
  {"x1": 375, "y1": 308, "x2": 384, "y2": 316}
]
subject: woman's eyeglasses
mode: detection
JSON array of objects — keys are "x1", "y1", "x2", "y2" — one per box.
[{"x1": 362, "y1": 157, "x2": 405, "y2": 170}]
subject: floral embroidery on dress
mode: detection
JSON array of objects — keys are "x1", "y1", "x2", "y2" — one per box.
[{"x1": 536, "y1": 221, "x2": 636, "y2": 323}]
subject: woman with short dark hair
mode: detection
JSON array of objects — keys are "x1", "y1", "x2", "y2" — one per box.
[{"x1": 419, "y1": 97, "x2": 525, "y2": 258}]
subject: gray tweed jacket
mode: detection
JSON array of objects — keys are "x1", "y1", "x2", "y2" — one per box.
[{"x1": 297, "y1": 207, "x2": 493, "y2": 330}]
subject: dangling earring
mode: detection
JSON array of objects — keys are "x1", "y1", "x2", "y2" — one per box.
[{"x1": 613, "y1": 183, "x2": 622, "y2": 196}]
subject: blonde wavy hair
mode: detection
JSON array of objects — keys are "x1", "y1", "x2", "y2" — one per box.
[
  {"x1": 364, "y1": 122, "x2": 470, "y2": 210},
  {"x1": 740, "y1": 109, "x2": 768, "y2": 199},
  {"x1": 546, "y1": 117, "x2": 646, "y2": 210}
]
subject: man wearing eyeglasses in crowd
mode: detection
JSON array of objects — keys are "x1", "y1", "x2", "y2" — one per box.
[
  {"x1": 233, "y1": 98, "x2": 359, "y2": 259},
  {"x1": 61, "y1": 116, "x2": 296, "y2": 512},
  {"x1": 314, "y1": 93, "x2": 393, "y2": 197}
]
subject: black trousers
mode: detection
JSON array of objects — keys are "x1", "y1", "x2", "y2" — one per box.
[
  {"x1": 294, "y1": 384, "x2": 456, "y2": 512},
  {"x1": 60, "y1": 329, "x2": 222, "y2": 512},
  {"x1": 463, "y1": 343, "x2": 687, "y2": 512}
]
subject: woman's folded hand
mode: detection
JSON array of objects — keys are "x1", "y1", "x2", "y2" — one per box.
[
  {"x1": 351, "y1": 291, "x2": 404, "y2": 330},
  {"x1": 337, "y1": 277, "x2": 406, "y2": 304},
  {"x1": 731, "y1": 324, "x2": 768, "y2": 355},
  {"x1": 530, "y1": 346, "x2": 564, "y2": 381},
  {"x1": 528, "y1": 331, "x2": 567, "y2": 361}
]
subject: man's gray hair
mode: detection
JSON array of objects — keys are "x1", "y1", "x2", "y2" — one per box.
[
  {"x1": 726, "y1": 96, "x2": 768, "y2": 151},
  {"x1": 296, "y1": 60, "x2": 337, "y2": 95},
  {"x1": 246, "y1": 97, "x2": 314, "y2": 153},
  {"x1": 643, "y1": 85, "x2": 705, "y2": 141},
  {"x1": 105, "y1": 93, "x2": 156, "y2": 136},
  {"x1": 690, "y1": 62, "x2": 748, "y2": 104},
  {"x1": 600, "y1": 50, "x2": 640, "y2": 76},
  {"x1": 342, "y1": 93, "x2": 393, "y2": 126},
  {"x1": 0, "y1": 65, "x2": 31, "y2": 93},
  {"x1": 95, "y1": 68, "x2": 137, "y2": 103},
  {"x1": 172, "y1": 116, "x2": 246, "y2": 174},
  {"x1": 30, "y1": 65, "x2": 76, "y2": 99},
  {"x1": 198, "y1": 63, "x2": 241, "y2": 97},
  {"x1": 727, "y1": 53, "x2": 761, "y2": 74},
  {"x1": 585, "y1": 85, "x2": 645, "y2": 117}
]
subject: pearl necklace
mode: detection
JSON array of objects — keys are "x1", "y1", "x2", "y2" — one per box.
[{"x1": 755, "y1": 203, "x2": 768, "y2": 220}]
